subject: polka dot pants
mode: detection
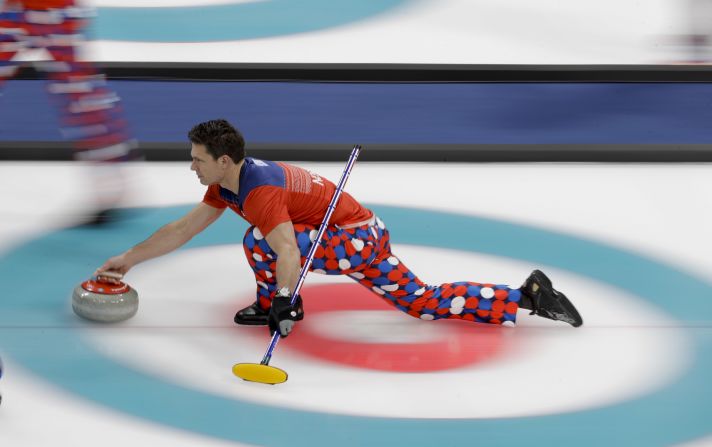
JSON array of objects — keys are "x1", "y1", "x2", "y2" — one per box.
[
  {"x1": 243, "y1": 216, "x2": 522, "y2": 326},
  {"x1": 0, "y1": 10, "x2": 138, "y2": 162}
]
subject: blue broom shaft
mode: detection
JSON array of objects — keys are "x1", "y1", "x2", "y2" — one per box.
[{"x1": 261, "y1": 145, "x2": 362, "y2": 365}]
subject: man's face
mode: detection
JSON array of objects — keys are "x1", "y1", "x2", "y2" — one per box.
[{"x1": 190, "y1": 143, "x2": 224, "y2": 185}]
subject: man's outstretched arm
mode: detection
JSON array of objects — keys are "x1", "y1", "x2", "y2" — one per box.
[{"x1": 96, "y1": 203, "x2": 225, "y2": 276}]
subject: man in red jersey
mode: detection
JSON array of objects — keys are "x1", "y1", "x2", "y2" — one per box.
[
  {"x1": 97, "y1": 119, "x2": 582, "y2": 337},
  {"x1": 0, "y1": 0, "x2": 138, "y2": 222}
]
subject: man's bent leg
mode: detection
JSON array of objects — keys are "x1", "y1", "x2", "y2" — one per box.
[
  {"x1": 237, "y1": 225, "x2": 304, "y2": 325},
  {"x1": 237, "y1": 221, "x2": 382, "y2": 325}
]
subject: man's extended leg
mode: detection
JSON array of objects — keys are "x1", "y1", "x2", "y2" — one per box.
[
  {"x1": 348, "y1": 231, "x2": 523, "y2": 326},
  {"x1": 348, "y1": 222, "x2": 582, "y2": 327}
]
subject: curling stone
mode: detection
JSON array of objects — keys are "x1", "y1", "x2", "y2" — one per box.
[{"x1": 72, "y1": 272, "x2": 138, "y2": 323}]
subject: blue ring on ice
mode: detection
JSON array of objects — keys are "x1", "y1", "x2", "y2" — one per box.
[
  {"x1": 90, "y1": 0, "x2": 411, "y2": 42},
  {"x1": 0, "y1": 204, "x2": 710, "y2": 446}
]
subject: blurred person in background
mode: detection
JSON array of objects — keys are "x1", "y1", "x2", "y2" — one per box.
[
  {"x1": 665, "y1": 0, "x2": 712, "y2": 63},
  {"x1": 0, "y1": 0, "x2": 139, "y2": 224},
  {"x1": 684, "y1": 0, "x2": 712, "y2": 63}
]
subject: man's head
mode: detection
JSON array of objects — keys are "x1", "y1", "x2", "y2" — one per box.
[
  {"x1": 188, "y1": 119, "x2": 245, "y2": 185},
  {"x1": 188, "y1": 119, "x2": 245, "y2": 163}
]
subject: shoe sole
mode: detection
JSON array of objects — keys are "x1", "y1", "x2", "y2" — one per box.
[
  {"x1": 234, "y1": 317, "x2": 269, "y2": 326},
  {"x1": 530, "y1": 270, "x2": 583, "y2": 327},
  {"x1": 234, "y1": 313, "x2": 304, "y2": 326},
  {"x1": 550, "y1": 290, "x2": 583, "y2": 327}
]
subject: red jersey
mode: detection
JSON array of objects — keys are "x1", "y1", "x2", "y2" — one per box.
[
  {"x1": 12, "y1": 0, "x2": 75, "y2": 9},
  {"x1": 202, "y1": 158, "x2": 372, "y2": 236}
]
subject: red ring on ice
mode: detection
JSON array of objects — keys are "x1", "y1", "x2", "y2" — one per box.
[{"x1": 278, "y1": 283, "x2": 508, "y2": 373}]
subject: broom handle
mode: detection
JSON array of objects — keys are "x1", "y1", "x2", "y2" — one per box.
[{"x1": 261, "y1": 145, "x2": 362, "y2": 365}]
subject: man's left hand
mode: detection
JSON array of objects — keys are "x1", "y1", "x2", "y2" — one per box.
[{"x1": 268, "y1": 289, "x2": 303, "y2": 337}]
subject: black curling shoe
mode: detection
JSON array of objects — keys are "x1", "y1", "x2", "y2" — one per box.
[
  {"x1": 234, "y1": 301, "x2": 304, "y2": 326},
  {"x1": 521, "y1": 270, "x2": 583, "y2": 327}
]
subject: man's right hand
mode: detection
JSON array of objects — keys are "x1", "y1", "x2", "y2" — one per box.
[{"x1": 94, "y1": 254, "x2": 133, "y2": 282}]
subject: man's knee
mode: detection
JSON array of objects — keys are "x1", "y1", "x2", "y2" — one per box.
[{"x1": 243, "y1": 226, "x2": 267, "y2": 251}]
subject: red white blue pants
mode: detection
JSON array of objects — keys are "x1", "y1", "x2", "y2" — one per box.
[
  {"x1": 0, "y1": 7, "x2": 136, "y2": 161},
  {"x1": 243, "y1": 216, "x2": 522, "y2": 326}
]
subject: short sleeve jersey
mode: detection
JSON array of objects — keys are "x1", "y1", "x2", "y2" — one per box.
[
  {"x1": 202, "y1": 158, "x2": 373, "y2": 236},
  {"x1": 13, "y1": 0, "x2": 76, "y2": 9}
]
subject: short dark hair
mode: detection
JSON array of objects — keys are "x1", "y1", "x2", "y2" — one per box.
[{"x1": 188, "y1": 119, "x2": 245, "y2": 163}]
